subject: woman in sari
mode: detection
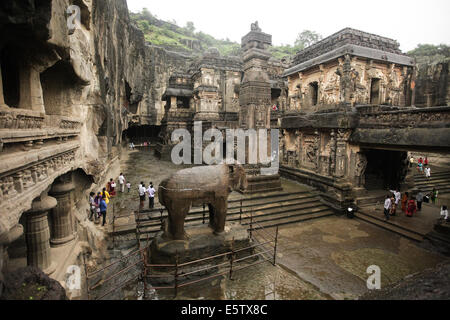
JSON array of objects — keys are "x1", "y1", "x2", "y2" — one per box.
[
  {"x1": 406, "y1": 197, "x2": 417, "y2": 217},
  {"x1": 401, "y1": 192, "x2": 409, "y2": 213}
]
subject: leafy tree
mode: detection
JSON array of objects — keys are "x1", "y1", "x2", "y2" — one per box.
[
  {"x1": 185, "y1": 21, "x2": 195, "y2": 34},
  {"x1": 294, "y1": 30, "x2": 322, "y2": 50},
  {"x1": 407, "y1": 44, "x2": 450, "y2": 58},
  {"x1": 141, "y1": 8, "x2": 153, "y2": 20}
]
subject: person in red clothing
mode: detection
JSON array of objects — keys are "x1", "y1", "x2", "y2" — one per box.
[
  {"x1": 424, "y1": 157, "x2": 428, "y2": 166},
  {"x1": 406, "y1": 198, "x2": 417, "y2": 217}
]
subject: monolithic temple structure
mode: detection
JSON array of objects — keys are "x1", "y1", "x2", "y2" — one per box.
[{"x1": 0, "y1": 0, "x2": 449, "y2": 298}]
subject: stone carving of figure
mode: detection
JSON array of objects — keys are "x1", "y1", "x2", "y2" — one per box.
[
  {"x1": 251, "y1": 21, "x2": 261, "y2": 32},
  {"x1": 355, "y1": 153, "x2": 368, "y2": 187}
]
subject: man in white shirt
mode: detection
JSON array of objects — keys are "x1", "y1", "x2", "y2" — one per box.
[
  {"x1": 425, "y1": 166, "x2": 431, "y2": 179},
  {"x1": 118, "y1": 173, "x2": 125, "y2": 193},
  {"x1": 138, "y1": 183, "x2": 146, "y2": 210},
  {"x1": 147, "y1": 182, "x2": 156, "y2": 209},
  {"x1": 390, "y1": 189, "x2": 401, "y2": 206},
  {"x1": 383, "y1": 195, "x2": 391, "y2": 221}
]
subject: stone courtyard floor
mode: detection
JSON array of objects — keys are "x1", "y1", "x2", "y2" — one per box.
[{"x1": 108, "y1": 149, "x2": 449, "y2": 300}]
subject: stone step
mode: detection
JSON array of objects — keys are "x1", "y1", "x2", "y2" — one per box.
[
  {"x1": 413, "y1": 171, "x2": 450, "y2": 179},
  {"x1": 249, "y1": 211, "x2": 334, "y2": 229},
  {"x1": 137, "y1": 197, "x2": 325, "y2": 229},
  {"x1": 357, "y1": 209, "x2": 426, "y2": 237},
  {"x1": 135, "y1": 199, "x2": 329, "y2": 237},
  {"x1": 355, "y1": 213, "x2": 423, "y2": 242},
  {"x1": 415, "y1": 177, "x2": 450, "y2": 185}
]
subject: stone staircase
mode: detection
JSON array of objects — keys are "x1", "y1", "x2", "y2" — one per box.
[
  {"x1": 413, "y1": 170, "x2": 450, "y2": 196},
  {"x1": 114, "y1": 190, "x2": 334, "y2": 241},
  {"x1": 355, "y1": 208, "x2": 425, "y2": 242}
]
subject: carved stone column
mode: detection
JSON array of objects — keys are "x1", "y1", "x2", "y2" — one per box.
[
  {"x1": 25, "y1": 196, "x2": 57, "y2": 275},
  {"x1": 49, "y1": 178, "x2": 76, "y2": 247},
  {"x1": 0, "y1": 63, "x2": 8, "y2": 109}
]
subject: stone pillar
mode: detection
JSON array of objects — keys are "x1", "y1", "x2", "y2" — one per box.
[
  {"x1": 0, "y1": 63, "x2": 8, "y2": 109},
  {"x1": 49, "y1": 179, "x2": 76, "y2": 247},
  {"x1": 18, "y1": 64, "x2": 45, "y2": 113},
  {"x1": 25, "y1": 196, "x2": 57, "y2": 275}
]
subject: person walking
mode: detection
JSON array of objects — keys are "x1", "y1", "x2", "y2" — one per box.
[
  {"x1": 126, "y1": 182, "x2": 131, "y2": 193},
  {"x1": 425, "y1": 166, "x2": 431, "y2": 179},
  {"x1": 383, "y1": 195, "x2": 391, "y2": 221},
  {"x1": 138, "y1": 182, "x2": 146, "y2": 211},
  {"x1": 101, "y1": 187, "x2": 110, "y2": 204},
  {"x1": 416, "y1": 191, "x2": 423, "y2": 211},
  {"x1": 424, "y1": 157, "x2": 428, "y2": 166},
  {"x1": 118, "y1": 173, "x2": 126, "y2": 193},
  {"x1": 89, "y1": 192, "x2": 96, "y2": 221},
  {"x1": 147, "y1": 182, "x2": 156, "y2": 209},
  {"x1": 406, "y1": 197, "x2": 417, "y2": 217},
  {"x1": 389, "y1": 193, "x2": 397, "y2": 216},
  {"x1": 401, "y1": 192, "x2": 409, "y2": 213},
  {"x1": 431, "y1": 188, "x2": 439, "y2": 205},
  {"x1": 440, "y1": 205, "x2": 448, "y2": 221},
  {"x1": 94, "y1": 192, "x2": 102, "y2": 223},
  {"x1": 409, "y1": 156, "x2": 414, "y2": 168},
  {"x1": 99, "y1": 195, "x2": 108, "y2": 227},
  {"x1": 107, "y1": 178, "x2": 116, "y2": 196}
]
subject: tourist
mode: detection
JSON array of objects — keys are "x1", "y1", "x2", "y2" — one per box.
[
  {"x1": 99, "y1": 195, "x2": 108, "y2": 227},
  {"x1": 409, "y1": 156, "x2": 414, "y2": 168},
  {"x1": 390, "y1": 189, "x2": 401, "y2": 207},
  {"x1": 417, "y1": 157, "x2": 423, "y2": 173},
  {"x1": 406, "y1": 197, "x2": 417, "y2": 217},
  {"x1": 139, "y1": 183, "x2": 146, "y2": 210},
  {"x1": 147, "y1": 182, "x2": 156, "y2": 209},
  {"x1": 118, "y1": 173, "x2": 126, "y2": 193},
  {"x1": 431, "y1": 188, "x2": 439, "y2": 205},
  {"x1": 107, "y1": 178, "x2": 116, "y2": 196},
  {"x1": 425, "y1": 166, "x2": 431, "y2": 179},
  {"x1": 126, "y1": 182, "x2": 131, "y2": 192},
  {"x1": 383, "y1": 195, "x2": 391, "y2": 221},
  {"x1": 440, "y1": 205, "x2": 449, "y2": 221},
  {"x1": 416, "y1": 191, "x2": 423, "y2": 211},
  {"x1": 424, "y1": 157, "x2": 429, "y2": 166},
  {"x1": 389, "y1": 194, "x2": 396, "y2": 216},
  {"x1": 401, "y1": 192, "x2": 409, "y2": 213},
  {"x1": 94, "y1": 192, "x2": 102, "y2": 223},
  {"x1": 89, "y1": 192, "x2": 96, "y2": 221},
  {"x1": 101, "y1": 187, "x2": 110, "y2": 204}
]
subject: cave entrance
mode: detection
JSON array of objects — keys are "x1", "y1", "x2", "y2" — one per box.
[
  {"x1": 1, "y1": 47, "x2": 21, "y2": 108},
  {"x1": 370, "y1": 78, "x2": 381, "y2": 105},
  {"x1": 363, "y1": 149, "x2": 408, "y2": 190},
  {"x1": 123, "y1": 125, "x2": 161, "y2": 145}
]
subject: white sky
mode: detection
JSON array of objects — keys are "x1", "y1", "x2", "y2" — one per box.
[{"x1": 126, "y1": 0, "x2": 450, "y2": 52}]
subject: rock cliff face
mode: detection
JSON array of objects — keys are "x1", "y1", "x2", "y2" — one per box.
[
  {"x1": 0, "y1": 0, "x2": 193, "y2": 296},
  {"x1": 414, "y1": 58, "x2": 449, "y2": 107}
]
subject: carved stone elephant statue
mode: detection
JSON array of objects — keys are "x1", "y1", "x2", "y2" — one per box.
[{"x1": 158, "y1": 163, "x2": 248, "y2": 240}]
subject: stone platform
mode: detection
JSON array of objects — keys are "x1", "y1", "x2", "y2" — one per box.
[{"x1": 147, "y1": 223, "x2": 252, "y2": 285}]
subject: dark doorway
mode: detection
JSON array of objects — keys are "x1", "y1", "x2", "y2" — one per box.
[
  {"x1": 123, "y1": 125, "x2": 161, "y2": 144},
  {"x1": 370, "y1": 78, "x2": 380, "y2": 104},
  {"x1": 309, "y1": 82, "x2": 319, "y2": 106},
  {"x1": 1, "y1": 48, "x2": 21, "y2": 108},
  {"x1": 363, "y1": 149, "x2": 408, "y2": 190}
]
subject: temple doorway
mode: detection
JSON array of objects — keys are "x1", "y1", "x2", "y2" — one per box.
[
  {"x1": 370, "y1": 78, "x2": 381, "y2": 104},
  {"x1": 363, "y1": 149, "x2": 408, "y2": 190}
]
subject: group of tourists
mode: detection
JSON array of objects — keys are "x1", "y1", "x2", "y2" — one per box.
[
  {"x1": 138, "y1": 182, "x2": 156, "y2": 211},
  {"x1": 411, "y1": 156, "x2": 432, "y2": 179},
  {"x1": 383, "y1": 187, "x2": 441, "y2": 221},
  {"x1": 88, "y1": 173, "x2": 130, "y2": 226}
]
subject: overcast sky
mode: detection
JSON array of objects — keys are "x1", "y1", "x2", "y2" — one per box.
[{"x1": 127, "y1": 0, "x2": 450, "y2": 52}]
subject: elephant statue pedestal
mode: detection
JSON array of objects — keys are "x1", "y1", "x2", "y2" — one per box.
[{"x1": 147, "y1": 222, "x2": 253, "y2": 286}]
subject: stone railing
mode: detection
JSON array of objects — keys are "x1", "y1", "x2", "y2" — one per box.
[{"x1": 0, "y1": 108, "x2": 82, "y2": 146}]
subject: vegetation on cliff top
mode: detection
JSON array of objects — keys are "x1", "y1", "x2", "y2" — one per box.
[{"x1": 129, "y1": 8, "x2": 322, "y2": 60}]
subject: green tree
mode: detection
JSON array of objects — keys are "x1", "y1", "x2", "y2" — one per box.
[
  {"x1": 185, "y1": 21, "x2": 195, "y2": 34},
  {"x1": 407, "y1": 44, "x2": 450, "y2": 58},
  {"x1": 141, "y1": 8, "x2": 153, "y2": 20},
  {"x1": 294, "y1": 30, "x2": 322, "y2": 50}
]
